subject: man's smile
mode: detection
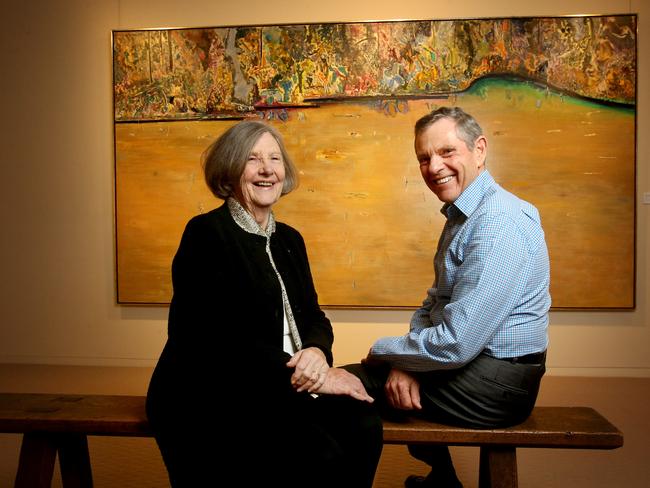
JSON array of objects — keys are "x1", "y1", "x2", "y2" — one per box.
[{"x1": 434, "y1": 175, "x2": 454, "y2": 185}]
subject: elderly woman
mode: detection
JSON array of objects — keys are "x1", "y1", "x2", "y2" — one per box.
[{"x1": 146, "y1": 120, "x2": 382, "y2": 488}]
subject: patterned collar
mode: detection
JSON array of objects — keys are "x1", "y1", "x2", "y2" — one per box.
[
  {"x1": 226, "y1": 197, "x2": 301, "y2": 351},
  {"x1": 441, "y1": 170, "x2": 493, "y2": 219},
  {"x1": 227, "y1": 197, "x2": 276, "y2": 238}
]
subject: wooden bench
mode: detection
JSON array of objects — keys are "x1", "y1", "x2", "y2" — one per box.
[{"x1": 0, "y1": 393, "x2": 623, "y2": 488}]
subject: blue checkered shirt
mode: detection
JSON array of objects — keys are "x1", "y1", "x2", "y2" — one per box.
[{"x1": 370, "y1": 170, "x2": 550, "y2": 371}]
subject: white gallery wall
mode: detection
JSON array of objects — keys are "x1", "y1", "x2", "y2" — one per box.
[{"x1": 0, "y1": 0, "x2": 647, "y2": 376}]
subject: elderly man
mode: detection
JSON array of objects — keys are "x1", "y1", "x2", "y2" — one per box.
[{"x1": 348, "y1": 106, "x2": 550, "y2": 488}]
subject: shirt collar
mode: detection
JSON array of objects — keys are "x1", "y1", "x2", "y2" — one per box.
[
  {"x1": 227, "y1": 197, "x2": 276, "y2": 237},
  {"x1": 441, "y1": 170, "x2": 494, "y2": 219}
]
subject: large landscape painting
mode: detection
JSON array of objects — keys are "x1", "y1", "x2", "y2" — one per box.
[{"x1": 113, "y1": 15, "x2": 636, "y2": 308}]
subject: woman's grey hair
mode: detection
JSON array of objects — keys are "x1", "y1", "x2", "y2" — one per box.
[
  {"x1": 202, "y1": 120, "x2": 299, "y2": 199},
  {"x1": 414, "y1": 106, "x2": 484, "y2": 150}
]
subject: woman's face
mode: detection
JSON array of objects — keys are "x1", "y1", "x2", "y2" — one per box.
[{"x1": 237, "y1": 132, "x2": 286, "y2": 222}]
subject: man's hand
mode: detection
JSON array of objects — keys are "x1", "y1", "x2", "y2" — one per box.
[
  {"x1": 385, "y1": 368, "x2": 422, "y2": 410},
  {"x1": 287, "y1": 347, "x2": 329, "y2": 393},
  {"x1": 314, "y1": 368, "x2": 374, "y2": 403}
]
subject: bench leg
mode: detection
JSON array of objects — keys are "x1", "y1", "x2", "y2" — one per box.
[
  {"x1": 58, "y1": 434, "x2": 93, "y2": 488},
  {"x1": 478, "y1": 446, "x2": 518, "y2": 488},
  {"x1": 14, "y1": 433, "x2": 57, "y2": 488}
]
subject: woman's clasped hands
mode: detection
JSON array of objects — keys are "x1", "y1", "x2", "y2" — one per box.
[
  {"x1": 287, "y1": 348, "x2": 374, "y2": 403},
  {"x1": 287, "y1": 347, "x2": 329, "y2": 393}
]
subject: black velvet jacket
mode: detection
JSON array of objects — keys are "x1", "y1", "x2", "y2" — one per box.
[{"x1": 147, "y1": 203, "x2": 333, "y2": 415}]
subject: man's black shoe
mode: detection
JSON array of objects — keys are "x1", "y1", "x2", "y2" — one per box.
[
  {"x1": 404, "y1": 474, "x2": 464, "y2": 488},
  {"x1": 404, "y1": 475, "x2": 432, "y2": 487}
]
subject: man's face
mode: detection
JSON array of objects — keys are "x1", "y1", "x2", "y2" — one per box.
[{"x1": 415, "y1": 117, "x2": 487, "y2": 203}]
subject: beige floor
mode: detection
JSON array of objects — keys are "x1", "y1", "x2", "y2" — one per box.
[{"x1": 0, "y1": 365, "x2": 647, "y2": 487}]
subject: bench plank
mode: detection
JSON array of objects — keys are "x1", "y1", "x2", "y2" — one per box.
[
  {"x1": 0, "y1": 394, "x2": 150, "y2": 436},
  {"x1": 382, "y1": 406, "x2": 623, "y2": 448},
  {"x1": 0, "y1": 394, "x2": 624, "y2": 448}
]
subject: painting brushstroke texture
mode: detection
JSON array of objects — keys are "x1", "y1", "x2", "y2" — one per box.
[{"x1": 113, "y1": 15, "x2": 636, "y2": 308}]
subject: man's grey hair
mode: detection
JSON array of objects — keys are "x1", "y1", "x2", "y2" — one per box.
[{"x1": 414, "y1": 106, "x2": 484, "y2": 150}]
